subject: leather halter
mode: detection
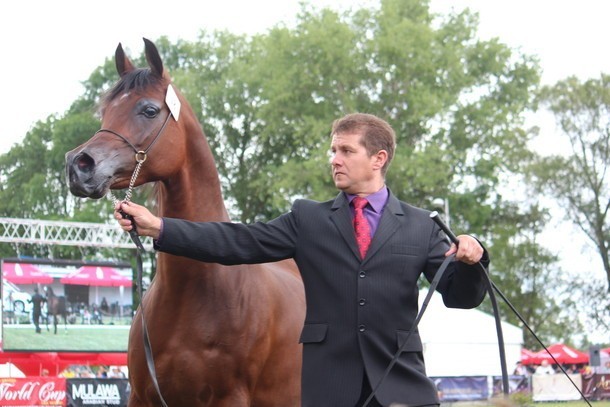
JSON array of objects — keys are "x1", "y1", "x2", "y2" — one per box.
[{"x1": 95, "y1": 110, "x2": 172, "y2": 163}]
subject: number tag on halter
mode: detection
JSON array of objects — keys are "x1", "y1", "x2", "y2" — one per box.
[{"x1": 165, "y1": 84, "x2": 181, "y2": 121}]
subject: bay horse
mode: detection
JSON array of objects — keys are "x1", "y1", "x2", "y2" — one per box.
[
  {"x1": 43, "y1": 286, "x2": 68, "y2": 334},
  {"x1": 65, "y1": 38, "x2": 305, "y2": 406}
]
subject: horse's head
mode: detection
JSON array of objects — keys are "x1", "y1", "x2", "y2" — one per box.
[{"x1": 65, "y1": 38, "x2": 189, "y2": 199}]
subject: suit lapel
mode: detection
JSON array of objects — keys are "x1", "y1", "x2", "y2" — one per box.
[
  {"x1": 329, "y1": 191, "x2": 405, "y2": 262},
  {"x1": 330, "y1": 192, "x2": 361, "y2": 260}
]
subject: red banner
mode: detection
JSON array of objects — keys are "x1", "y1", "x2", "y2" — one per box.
[{"x1": 0, "y1": 377, "x2": 66, "y2": 406}]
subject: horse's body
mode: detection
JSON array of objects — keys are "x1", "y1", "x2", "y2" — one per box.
[
  {"x1": 44, "y1": 286, "x2": 68, "y2": 334},
  {"x1": 65, "y1": 39, "x2": 305, "y2": 406}
]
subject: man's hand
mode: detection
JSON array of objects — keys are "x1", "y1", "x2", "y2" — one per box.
[
  {"x1": 114, "y1": 202, "x2": 163, "y2": 240},
  {"x1": 445, "y1": 235, "x2": 484, "y2": 265}
]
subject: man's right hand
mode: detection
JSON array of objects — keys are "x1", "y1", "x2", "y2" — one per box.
[{"x1": 114, "y1": 202, "x2": 163, "y2": 240}]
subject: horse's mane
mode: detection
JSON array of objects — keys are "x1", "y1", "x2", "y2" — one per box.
[{"x1": 100, "y1": 68, "x2": 163, "y2": 111}]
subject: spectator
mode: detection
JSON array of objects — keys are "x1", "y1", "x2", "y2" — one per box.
[
  {"x1": 513, "y1": 361, "x2": 529, "y2": 376},
  {"x1": 535, "y1": 359, "x2": 555, "y2": 375},
  {"x1": 108, "y1": 366, "x2": 126, "y2": 378}
]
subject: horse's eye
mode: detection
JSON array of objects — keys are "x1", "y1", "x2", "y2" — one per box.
[{"x1": 142, "y1": 105, "x2": 159, "y2": 118}]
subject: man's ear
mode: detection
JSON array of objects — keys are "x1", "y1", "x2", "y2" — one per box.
[{"x1": 372, "y1": 150, "x2": 388, "y2": 171}]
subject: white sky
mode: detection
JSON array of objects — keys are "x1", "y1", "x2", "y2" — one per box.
[{"x1": 1, "y1": 0, "x2": 608, "y2": 332}]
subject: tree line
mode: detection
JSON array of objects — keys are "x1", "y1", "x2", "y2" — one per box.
[{"x1": 0, "y1": 0, "x2": 607, "y2": 348}]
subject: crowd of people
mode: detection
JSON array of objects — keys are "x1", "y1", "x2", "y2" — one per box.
[
  {"x1": 58, "y1": 365, "x2": 127, "y2": 379},
  {"x1": 513, "y1": 359, "x2": 605, "y2": 376}
]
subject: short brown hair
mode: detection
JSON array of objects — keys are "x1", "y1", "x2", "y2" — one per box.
[{"x1": 331, "y1": 113, "x2": 396, "y2": 175}]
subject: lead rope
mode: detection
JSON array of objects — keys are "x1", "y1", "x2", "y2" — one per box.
[
  {"x1": 362, "y1": 253, "x2": 456, "y2": 406},
  {"x1": 102, "y1": 113, "x2": 173, "y2": 407},
  {"x1": 109, "y1": 171, "x2": 169, "y2": 407},
  {"x1": 364, "y1": 212, "x2": 592, "y2": 406},
  {"x1": 429, "y1": 212, "x2": 592, "y2": 406}
]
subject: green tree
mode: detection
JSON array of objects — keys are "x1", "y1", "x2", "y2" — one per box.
[
  {"x1": 532, "y1": 75, "x2": 610, "y2": 292},
  {"x1": 4, "y1": 0, "x2": 589, "y2": 345},
  {"x1": 528, "y1": 75, "x2": 610, "y2": 334}
]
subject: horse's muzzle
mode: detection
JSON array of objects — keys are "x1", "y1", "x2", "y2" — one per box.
[{"x1": 65, "y1": 150, "x2": 110, "y2": 199}]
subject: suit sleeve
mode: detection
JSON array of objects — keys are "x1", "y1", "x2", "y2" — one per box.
[
  {"x1": 153, "y1": 205, "x2": 300, "y2": 265},
  {"x1": 426, "y1": 225, "x2": 489, "y2": 309}
]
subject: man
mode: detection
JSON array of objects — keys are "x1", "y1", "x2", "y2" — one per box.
[
  {"x1": 116, "y1": 113, "x2": 488, "y2": 407},
  {"x1": 28, "y1": 288, "x2": 46, "y2": 334},
  {"x1": 535, "y1": 359, "x2": 555, "y2": 375}
]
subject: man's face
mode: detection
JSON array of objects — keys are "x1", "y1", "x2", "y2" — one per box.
[{"x1": 330, "y1": 132, "x2": 378, "y2": 194}]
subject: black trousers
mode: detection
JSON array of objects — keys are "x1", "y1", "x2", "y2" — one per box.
[
  {"x1": 356, "y1": 374, "x2": 440, "y2": 407},
  {"x1": 356, "y1": 374, "x2": 382, "y2": 407}
]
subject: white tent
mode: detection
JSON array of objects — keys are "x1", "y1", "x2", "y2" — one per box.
[
  {"x1": 0, "y1": 362, "x2": 26, "y2": 377},
  {"x1": 417, "y1": 289, "x2": 523, "y2": 377}
]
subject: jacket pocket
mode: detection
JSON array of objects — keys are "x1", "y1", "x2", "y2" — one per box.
[
  {"x1": 299, "y1": 323, "x2": 328, "y2": 344},
  {"x1": 396, "y1": 330, "x2": 423, "y2": 352}
]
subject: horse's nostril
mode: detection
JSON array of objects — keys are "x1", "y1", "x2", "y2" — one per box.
[{"x1": 75, "y1": 153, "x2": 95, "y2": 173}]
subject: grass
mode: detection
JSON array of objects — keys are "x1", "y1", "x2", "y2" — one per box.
[{"x1": 2, "y1": 324, "x2": 129, "y2": 352}]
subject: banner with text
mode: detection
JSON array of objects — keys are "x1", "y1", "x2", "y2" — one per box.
[
  {"x1": 431, "y1": 376, "x2": 488, "y2": 401},
  {"x1": 0, "y1": 377, "x2": 66, "y2": 406},
  {"x1": 66, "y1": 378, "x2": 129, "y2": 407},
  {"x1": 582, "y1": 374, "x2": 610, "y2": 400},
  {"x1": 66, "y1": 379, "x2": 129, "y2": 407}
]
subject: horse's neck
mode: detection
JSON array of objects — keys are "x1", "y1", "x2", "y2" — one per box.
[
  {"x1": 153, "y1": 117, "x2": 236, "y2": 288},
  {"x1": 157, "y1": 124, "x2": 229, "y2": 223}
]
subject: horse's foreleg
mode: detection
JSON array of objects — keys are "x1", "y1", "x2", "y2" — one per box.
[{"x1": 53, "y1": 315, "x2": 58, "y2": 335}]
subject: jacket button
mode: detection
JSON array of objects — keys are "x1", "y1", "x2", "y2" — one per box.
[
  {"x1": 359, "y1": 299, "x2": 366, "y2": 306},
  {"x1": 358, "y1": 324, "x2": 366, "y2": 332},
  {"x1": 359, "y1": 271, "x2": 366, "y2": 278}
]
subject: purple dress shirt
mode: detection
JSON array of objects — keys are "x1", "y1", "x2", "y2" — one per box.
[{"x1": 347, "y1": 186, "x2": 389, "y2": 239}]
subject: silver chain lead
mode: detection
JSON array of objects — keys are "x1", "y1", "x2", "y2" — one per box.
[{"x1": 108, "y1": 152, "x2": 146, "y2": 207}]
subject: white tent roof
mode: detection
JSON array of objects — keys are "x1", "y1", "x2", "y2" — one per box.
[
  {"x1": 417, "y1": 289, "x2": 523, "y2": 377},
  {"x1": 0, "y1": 362, "x2": 25, "y2": 377}
]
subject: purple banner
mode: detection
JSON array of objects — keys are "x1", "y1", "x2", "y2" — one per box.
[{"x1": 431, "y1": 376, "x2": 488, "y2": 401}]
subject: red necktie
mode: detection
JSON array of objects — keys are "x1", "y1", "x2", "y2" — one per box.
[{"x1": 353, "y1": 197, "x2": 371, "y2": 259}]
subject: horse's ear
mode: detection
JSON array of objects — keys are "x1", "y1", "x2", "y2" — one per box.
[
  {"x1": 143, "y1": 38, "x2": 164, "y2": 78},
  {"x1": 115, "y1": 43, "x2": 135, "y2": 77}
]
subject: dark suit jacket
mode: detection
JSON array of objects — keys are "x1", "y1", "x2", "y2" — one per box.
[{"x1": 156, "y1": 190, "x2": 488, "y2": 407}]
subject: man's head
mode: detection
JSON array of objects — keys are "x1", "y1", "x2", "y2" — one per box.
[
  {"x1": 331, "y1": 113, "x2": 396, "y2": 176},
  {"x1": 330, "y1": 113, "x2": 396, "y2": 195}
]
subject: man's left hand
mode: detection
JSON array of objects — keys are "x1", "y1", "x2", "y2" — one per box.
[{"x1": 445, "y1": 235, "x2": 483, "y2": 265}]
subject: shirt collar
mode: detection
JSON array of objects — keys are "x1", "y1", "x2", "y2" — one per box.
[{"x1": 347, "y1": 186, "x2": 388, "y2": 213}]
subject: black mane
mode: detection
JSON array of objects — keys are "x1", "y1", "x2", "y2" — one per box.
[{"x1": 101, "y1": 68, "x2": 163, "y2": 108}]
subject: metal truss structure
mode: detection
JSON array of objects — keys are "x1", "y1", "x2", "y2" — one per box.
[{"x1": 0, "y1": 217, "x2": 152, "y2": 250}]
